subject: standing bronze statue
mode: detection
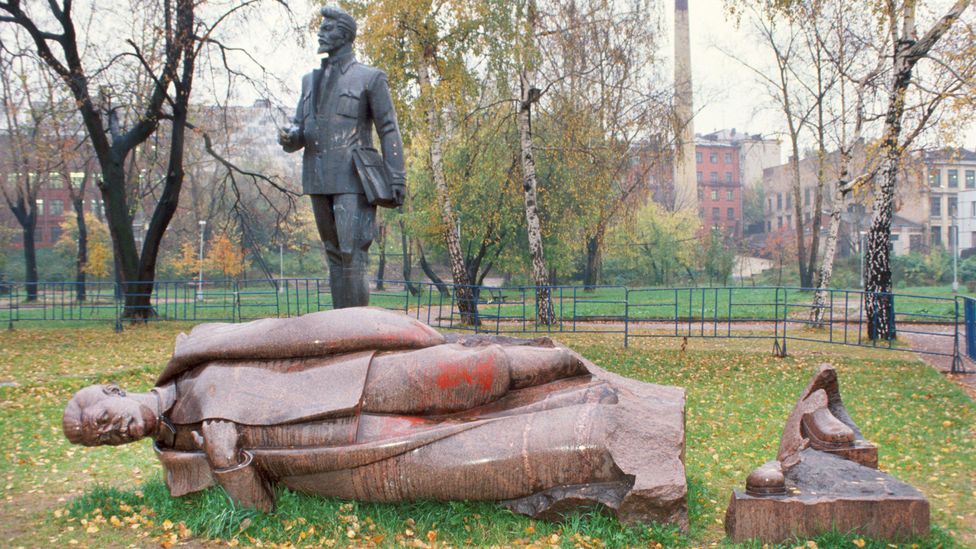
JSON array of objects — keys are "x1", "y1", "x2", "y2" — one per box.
[
  {"x1": 279, "y1": 6, "x2": 405, "y2": 308},
  {"x1": 62, "y1": 308, "x2": 688, "y2": 526}
]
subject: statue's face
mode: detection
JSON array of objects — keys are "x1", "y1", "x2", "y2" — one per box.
[
  {"x1": 317, "y1": 17, "x2": 349, "y2": 55},
  {"x1": 74, "y1": 386, "x2": 157, "y2": 446}
]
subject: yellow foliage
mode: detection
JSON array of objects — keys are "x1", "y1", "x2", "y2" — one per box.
[
  {"x1": 206, "y1": 233, "x2": 246, "y2": 279},
  {"x1": 54, "y1": 214, "x2": 112, "y2": 278},
  {"x1": 167, "y1": 241, "x2": 200, "y2": 278}
]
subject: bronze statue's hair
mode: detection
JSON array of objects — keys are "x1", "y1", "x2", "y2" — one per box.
[
  {"x1": 62, "y1": 384, "x2": 123, "y2": 446},
  {"x1": 320, "y1": 5, "x2": 357, "y2": 43}
]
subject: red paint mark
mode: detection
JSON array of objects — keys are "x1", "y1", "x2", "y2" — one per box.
[{"x1": 434, "y1": 354, "x2": 496, "y2": 393}]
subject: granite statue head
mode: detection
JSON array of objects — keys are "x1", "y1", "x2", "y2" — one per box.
[
  {"x1": 318, "y1": 6, "x2": 357, "y2": 55},
  {"x1": 63, "y1": 384, "x2": 158, "y2": 446}
]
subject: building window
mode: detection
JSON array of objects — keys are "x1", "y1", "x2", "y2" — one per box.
[
  {"x1": 777, "y1": 216, "x2": 783, "y2": 228},
  {"x1": 948, "y1": 196, "x2": 957, "y2": 216},
  {"x1": 786, "y1": 215, "x2": 792, "y2": 227},
  {"x1": 51, "y1": 226, "x2": 62, "y2": 243},
  {"x1": 786, "y1": 194, "x2": 792, "y2": 209},
  {"x1": 966, "y1": 170, "x2": 975, "y2": 189},
  {"x1": 49, "y1": 199, "x2": 64, "y2": 216},
  {"x1": 930, "y1": 196, "x2": 941, "y2": 217},
  {"x1": 727, "y1": 207, "x2": 734, "y2": 219},
  {"x1": 710, "y1": 172, "x2": 718, "y2": 182},
  {"x1": 972, "y1": 201, "x2": 976, "y2": 217},
  {"x1": 712, "y1": 207, "x2": 720, "y2": 219},
  {"x1": 929, "y1": 170, "x2": 941, "y2": 187},
  {"x1": 725, "y1": 172, "x2": 732, "y2": 183},
  {"x1": 709, "y1": 153, "x2": 717, "y2": 163},
  {"x1": 696, "y1": 152, "x2": 702, "y2": 163},
  {"x1": 34, "y1": 229, "x2": 43, "y2": 243},
  {"x1": 910, "y1": 234, "x2": 923, "y2": 253},
  {"x1": 36, "y1": 199, "x2": 44, "y2": 215},
  {"x1": 777, "y1": 194, "x2": 782, "y2": 209},
  {"x1": 710, "y1": 190, "x2": 718, "y2": 200},
  {"x1": 932, "y1": 226, "x2": 942, "y2": 247},
  {"x1": 724, "y1": 152, "x2": 732, "y2": 163},
  {"x1": 70, "y1": 172, "x2": 85, "y2": 188},
  {"x1": 727, "y1": 190, "x2": 733, "y2": 201},
  {"x1": 948, "y1": 169, "x2": 958, "y2": 188},
  {"x1": 767, "y1": 198, "x2": 772, "y2": 211},
  {"x1": 697, "y1": 171, "x2": 703, "y2": 182},
  {"x1": 47, "y1": 172, "x2": 64, "y2": 189},
  {"x1": 804, "y1": 188, "x2": 811, "y2": 205},
  {"x1": 5, "y1": 172, "x2": 17, "y2": 185}
]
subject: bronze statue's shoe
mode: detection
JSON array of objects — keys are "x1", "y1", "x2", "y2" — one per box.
[
  {"x1": 745, "y1": 461, "x2": 786, "y2": 497},
  {"x1": 801, "y1": 407, "x2": 855, "y2": 450}
]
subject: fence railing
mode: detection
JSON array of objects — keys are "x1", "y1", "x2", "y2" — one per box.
[{"x1": 1, "y1": 279, "x2": 972, "y2": 374}]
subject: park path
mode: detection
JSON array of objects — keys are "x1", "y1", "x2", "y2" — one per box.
[{"x1": 900, "y1": 330, "x2": 976, "y2": 399}]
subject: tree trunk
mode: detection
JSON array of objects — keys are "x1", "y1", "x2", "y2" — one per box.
[
  {"x1": 583, "y1": 232, "x2": 603, "y2": 290},
  {"x1": 517, "y1": 74, "x2": 554, "y2": 324},
  {"x1": 375, "y1": 222, "x2": 386, "y2": 291},
  {"x1": 418, "y1": 54, "x2": 477, "y2": 324},
  {"x1": 72, "y1": 194, "x2": 88, "y2": 302},
  {"x1": 812, "y1": 188, "x2": 843, "y2": 326},
  {"x1": 21, "y1": 223, "x2": 38, "y2": 302},
  {"x1": 789, "y1": 141, "x2": 809, "y2": 287},
  {"x1": 398, "y1": 219, "x2": 421, "y2": 296},
  {"x1": 418, "y1": 240, "x2": 450, "y2": 296}
]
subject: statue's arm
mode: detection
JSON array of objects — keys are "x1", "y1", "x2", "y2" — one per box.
[
  {"x1": 193, "y1": 420, "x2": 275, "y2": 512},
  {"x1": 279, "y1": 75, "x2": 309, "y2": 153},
  {"x1": 368, "y1": 71, "x2": 406, "y2": 204}
]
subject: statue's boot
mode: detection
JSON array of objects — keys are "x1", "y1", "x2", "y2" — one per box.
[
  {"x1": 745, "y1": 460, "x2": 785, "y2": 497},
  {"x1": 801, "y1": 407, "x2": 855, "y2": 450}
]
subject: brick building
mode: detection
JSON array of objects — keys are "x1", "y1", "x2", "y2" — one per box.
[{"x1": 696, "y1": 140, "x2": 742, "y2": 237}]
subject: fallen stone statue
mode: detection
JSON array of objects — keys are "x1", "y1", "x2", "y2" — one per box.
[
  {"x1": 724, "y1": 364, "x2": 929, "y2": 543},
  {"x1": 63, "y1": 308, "x2": 688, "y2": 526}
]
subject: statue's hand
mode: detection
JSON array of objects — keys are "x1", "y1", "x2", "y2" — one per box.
[
  {"x1": 278, "y1": 125, "x2": 300, "y2": 148},
  {"x1": 192, "y1": 420, "x2": 240, "y2": 469},
  {"x1": 391, "y1": 182, "x2": 405, "y2": 206}
]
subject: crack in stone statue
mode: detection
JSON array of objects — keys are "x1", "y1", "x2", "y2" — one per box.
[
  {"x1": 279, "y1": 5, "x2": 406, "y2": 308},
  {"x1": 63, "y1": 308, "x2": 688, "y2": 526}
]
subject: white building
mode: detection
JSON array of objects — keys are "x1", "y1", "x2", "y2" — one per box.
[{"x1": 958, "y1": 189, "x2": 976, "y2": 253}]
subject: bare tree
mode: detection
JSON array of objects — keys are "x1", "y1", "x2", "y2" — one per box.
[{"x1": 0, "y1": 0, "x2": 295, "y2": 318}]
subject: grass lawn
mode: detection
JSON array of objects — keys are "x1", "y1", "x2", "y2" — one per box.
[{"x1": 0, "y1": 325, "x2": 973, "y2": 548}]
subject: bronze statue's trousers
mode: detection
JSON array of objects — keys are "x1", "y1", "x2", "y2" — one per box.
[{"x1": 310, "y1": 193, "x2": 375, "y2": 308}]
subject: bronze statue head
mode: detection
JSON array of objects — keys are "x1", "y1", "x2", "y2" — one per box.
[
  {"x1": 63, "y1": 384, "x2": 158, "y2": 446},
  {"x1": 318, "y1": 6, "x2": 357, "y2": 54}
]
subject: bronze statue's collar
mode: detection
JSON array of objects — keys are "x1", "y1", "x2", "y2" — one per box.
[
  {"x1": 152, "y1": 384, "x2": 178, "y2": 447},
  {"x1": 321, "y1": 51, "x2": 356, "y2": 74}
]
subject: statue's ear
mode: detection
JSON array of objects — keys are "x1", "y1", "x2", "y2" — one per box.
[{"x1": 102, "y1": 384, "x2": 126, "y2": 397}]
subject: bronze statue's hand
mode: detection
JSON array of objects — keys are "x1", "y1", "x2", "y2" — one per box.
[
  {"x1": 278, "y1": 126, "x2": 300, "y2": 147},
  {"x1": 194, "y1": 420, "x2": 240, "y2": 469},
  {"x1": 391, "y1": 183, "x2": 405, "y2": 206}
]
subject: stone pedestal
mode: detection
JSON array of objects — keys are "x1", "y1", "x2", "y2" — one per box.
[{"x1": 725, "y1": 449, "x2": 929, "y2": 543}]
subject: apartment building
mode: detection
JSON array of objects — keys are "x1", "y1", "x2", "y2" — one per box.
[
  {"x1": 696, "y1": 140, "x2": 742, "y2": 237},
  {"x1": 918, "y1": 148, "x2": 976, "y2": 250}
]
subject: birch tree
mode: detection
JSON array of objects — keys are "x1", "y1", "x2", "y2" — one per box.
[{"x1": 349, "y1": 0, "x2": 485, "y2": 324}]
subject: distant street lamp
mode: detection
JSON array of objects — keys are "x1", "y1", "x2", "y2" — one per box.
[{"x1": 197, "y1": 220, "x2": 206, "y2": 300}]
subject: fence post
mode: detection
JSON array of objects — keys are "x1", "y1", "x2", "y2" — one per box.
[{"x1": 624, "y1": 288, "x2": 629, "y2": 348}]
